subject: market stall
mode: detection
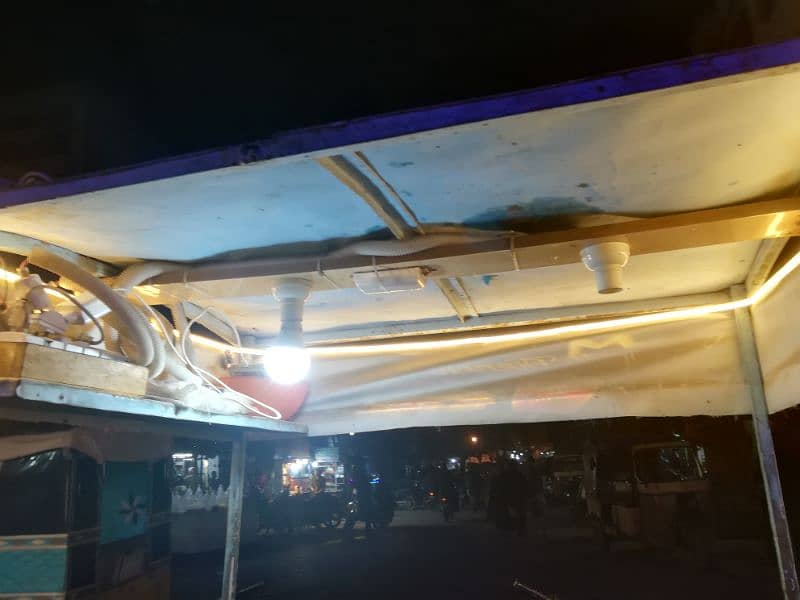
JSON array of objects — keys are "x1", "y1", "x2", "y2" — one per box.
[{"x1": 0, "y1": 39, "x2": 799, "y2": 598}]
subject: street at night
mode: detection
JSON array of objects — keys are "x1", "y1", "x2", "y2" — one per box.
[{"x1": 173, "y1": 508, "x2": 778, "y2": 600}]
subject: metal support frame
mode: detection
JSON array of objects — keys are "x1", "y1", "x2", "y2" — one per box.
[
  {"x1": 151, "y1": 197, "x2": 800, "y2": 287},
  {"x1": 731, "y1": 285, "x2": 799, "y2": 599},
  {"x1": 317, "y1": 155, "x2": 412, "y2": 239},
  {"x1": 746, "y1": 238, "x2": 790, "y2": 293},
  {"x1": 222, "y1": 434, "x2": 247, "y2": 600},
  {"x1": 434, "y1": 276, "x2": 480, "y2": 322},
  {"x1": 317, "y1": 152, "x2": 482, "y2": 321},
  {"x1": 2, "y1": 379, "x2": 307, "y2": 437},
  {"x1": 182, "y1": 301, "x2": 241, "y2": 346}
]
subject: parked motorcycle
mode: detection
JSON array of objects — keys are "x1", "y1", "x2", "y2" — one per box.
[
  {"x1": 303, "y1": 491, "x2": 343, "y2": 528},
  {"x1": 259, "y1": 490, "x2": 342, "y2": 534},
  {"x1": 344, "y1": 473, "x2": 395, "y2": 529},
  {"x1": 440, "y1": 480, "x2": 459, "y2": 522}
]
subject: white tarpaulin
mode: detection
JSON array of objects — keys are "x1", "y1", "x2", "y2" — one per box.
[
  {"x1": 297, "y1": 312, "x2": 753, "y2": 436},
  {"x1": 753, "y1": 266, "x2": 800, "y2": 414}
]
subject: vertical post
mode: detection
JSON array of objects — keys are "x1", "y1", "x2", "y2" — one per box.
[
  {"x1": 732, "y1": 285, "x2": 799, "y2": 599},
  {"x1": 221, "y1": 434, "x2": 247, "y2": 600}
]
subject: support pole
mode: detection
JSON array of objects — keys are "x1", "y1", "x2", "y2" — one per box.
[
  {"x1": 221, "y1": 434, "x2": 247, "y2": 600},
  {"x1": 732, "y1": 285, "x2": 799, "y2": 599}
]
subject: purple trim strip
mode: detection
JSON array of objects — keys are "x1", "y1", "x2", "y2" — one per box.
[{"x1": 1, "y1": 39, "x2": 799, "y2": 208}]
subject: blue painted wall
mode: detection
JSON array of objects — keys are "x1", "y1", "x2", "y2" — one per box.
[
  {"x1": 0, "y1": 544, "x2": 66, "y2": 593},
  {"x1": 100, "y1": 462, "x2": 151, "y2": 544}
]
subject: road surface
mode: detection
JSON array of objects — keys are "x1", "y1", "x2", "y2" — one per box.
[{"x1": 172, "y1": 508, "x2": 779, "y2": 599}]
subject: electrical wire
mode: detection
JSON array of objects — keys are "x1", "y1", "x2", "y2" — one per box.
[
  {"x1": 131, "y1": 293, "x2": 182, "y2": 360},
  {"x1": 32, "y1": 285, "x2": 105, "y2": 345},
  {"x1": 189, "y1": 362, "x2": 282, "y2": 420},
  {"x1": 180, "y1": 306, "x2": 211, "y2": 364},
  {"x1": 133, "y1": 294, "x2": 282, "y2": 420},
  {"x1": 131, "y1": 293, "x2": 214, "y2": 418}
]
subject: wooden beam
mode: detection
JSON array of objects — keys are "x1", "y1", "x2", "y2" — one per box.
[{"x1": 150, "y1": 197, "x2": 800, "y2": 288}]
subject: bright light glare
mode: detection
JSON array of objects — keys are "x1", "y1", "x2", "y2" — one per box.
[
  {"x1": 0, "y1": 269, "x2": 20, "y2": 282},
  {"x1": 262, "y1": 345, "x2": 310, "y2": 385},
  {"x1": 0, "y1": 268, "x2": 76, "y2": 299}
]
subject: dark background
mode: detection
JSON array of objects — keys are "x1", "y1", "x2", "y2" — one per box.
[{"x1": 1, "y1": 1, "x2": 798, "y2": 180}]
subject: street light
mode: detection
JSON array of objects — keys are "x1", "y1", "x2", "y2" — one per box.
[{"x1": 470, "y1": 435, "x2": 479, "y2": 444}]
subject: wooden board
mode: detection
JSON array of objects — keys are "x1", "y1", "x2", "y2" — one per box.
[{"x1": 0, "y1": 342, "x2": 148, "y2": 397}]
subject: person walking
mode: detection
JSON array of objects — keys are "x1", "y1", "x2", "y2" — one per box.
[{"x1": 504, "y1": 460, "x2": 528, "y2": 536}]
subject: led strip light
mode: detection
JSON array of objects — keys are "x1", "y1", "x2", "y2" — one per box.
[{"x1": 186, "y1": 249, "x2": 800, "y2": 358}]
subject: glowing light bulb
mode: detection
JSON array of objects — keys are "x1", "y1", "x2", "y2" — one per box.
[{"x1": 262, "y1": 345, "x2": 310, "y2": 385}]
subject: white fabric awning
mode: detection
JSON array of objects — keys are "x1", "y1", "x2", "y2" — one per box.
[{"x1": 293, "y1": 267, "x2": 799, "y2": 435}]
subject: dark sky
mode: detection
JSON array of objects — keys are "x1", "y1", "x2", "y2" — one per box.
[{"x1": 1, "y1": 2, "x2": 796, "y2": 177}]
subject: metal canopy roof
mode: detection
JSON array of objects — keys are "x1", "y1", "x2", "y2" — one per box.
[{"x1": 0, "y1": 40, "x2": 798, "y2": 342}]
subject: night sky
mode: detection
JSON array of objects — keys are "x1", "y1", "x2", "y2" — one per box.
[{"x1": 2, "y1": 2, "x2": 795, "y2": 179}]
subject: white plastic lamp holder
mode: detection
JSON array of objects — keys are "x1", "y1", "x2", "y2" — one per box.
[
  {"x1": 580, "y1": 241, "x2": 630, "y2": 294},
  {"x1": 262, "y1": 278, "x2": 312, "y2": 385}
]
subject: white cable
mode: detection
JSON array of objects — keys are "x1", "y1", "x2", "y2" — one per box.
[
  {"x1": 328, "y1": 232, "x2": 508, "y2": 258},
  {"x1": 28, "y1": 248, "x2": 155, "y2": 368},
  {"x1": 180, "y1": 307, "x2": 210, "y2": 364},
  {"x1": 144, "y1": 298, "x2": 282, "y2": 420},
  {"x1": 189, "y1": 364, "x2": 282, "y2": 420},
  {"x1": 132, "y1": 293, "x2": 193, "y2": 373}
]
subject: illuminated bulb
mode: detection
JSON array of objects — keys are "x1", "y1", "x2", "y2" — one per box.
[
  {"x1": 262, "y1": 345, "x2": 310, "y2": 385},
  {"x1": 262, "y1": 278, "x2": 312, "y2": 385}
]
